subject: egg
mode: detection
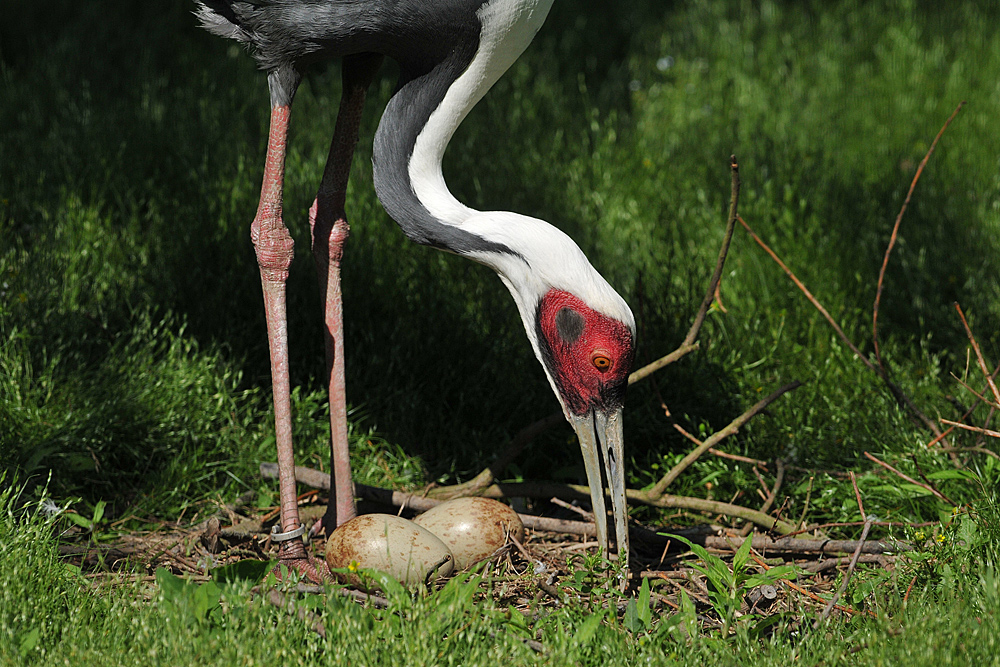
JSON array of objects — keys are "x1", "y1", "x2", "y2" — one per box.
[
  {"x1": 325, "y1": 514, "x2": 454, "y2": 588},
  {"x1": 413, "y1": 497, "x2": 524, "y2": 570}
]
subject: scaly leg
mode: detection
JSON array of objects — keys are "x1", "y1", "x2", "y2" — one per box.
[
  {"x1": 253, "y1": 86, "x2": 326, "y2": 582},
  {"x1": 309, "y1": 54, "x2": 383, "y2": 535}
]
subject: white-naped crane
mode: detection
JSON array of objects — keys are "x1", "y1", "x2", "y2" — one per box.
[{"x1": 194, "y1": 0, "x2": 636, "y2": 581}]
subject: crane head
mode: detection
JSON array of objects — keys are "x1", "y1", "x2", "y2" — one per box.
[
  {"x1": 535, "y1": 288, "x2": 634, "y2": 575},
  {"x1": 535, "y1": 288, "x2": 633, "y2": 417}
]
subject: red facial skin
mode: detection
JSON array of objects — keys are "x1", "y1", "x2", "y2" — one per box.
[{"x1": 536, "y1": 289, "x2": 635, "y2": 416}]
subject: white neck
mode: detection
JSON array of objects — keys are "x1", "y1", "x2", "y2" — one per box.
[{"x1": 408, "y1": 0, "x2": 555, "y2": 227}]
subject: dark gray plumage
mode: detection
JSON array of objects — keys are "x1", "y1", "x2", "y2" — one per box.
[{"x1": 196, "y1": 0, "x2": 516, "y2": 256}]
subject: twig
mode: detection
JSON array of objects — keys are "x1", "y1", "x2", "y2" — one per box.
[
  {"x1": 262, "y1": 463, "x2": 800, "y2": 534},
  {"x1": 910, "y1": 454, "x2": 953, "y2": 505},
  {"x1": 507, "y1": 533, "x2": 534, "y2": 562},
  {"x1": 766, "y1": 461, "x2": 786, "y2": 514},
  {"x1": 928, "y1": 360, "x2": 1000, "y2": 448},
  {"x1": 752, "y1": 466, "x2": 771, "y2": 500},
  {"x1": 802, "y1": 554, "x2": 891, "y2": 574},
  {"x1": 698, "y1": 534, "x2": 909, "y2": 556},
  {"x1": 739, "y1": 215, "x2": 873, "y2": 371},
  {"x1": 648, "y1": 381, "x2": 802, "y2": 496},
  {"x1": 713, "y1": 281, "x2": 727, "y2": 313},
  {"x1": 873, "y1": 102, "x2": 966, "y2": 370},
  {"x1": 850, "y1": 471, "x2": 866, "y2": 521},
  {"x1": 630, "y1": 156, "x2": 742, "y2": 384},
  {"x1": 671, "y1": 421, "x2": 703, "y2": 447},
  {"x1": 549, "y1": 497, "x2": 593, "y2": 520},
  {"x1": 796, "y1": 476, "x2": 814, "y2": 531},
  {"x1": 469, "y1": 483, "x2": 800, "y2": 534},
  {"x1": 782, "y1": 520, "x2": 936, "y2": 539},
  {"x1": 739, "y1": 215, "x2": 945, "y2": 440},
  {"x1": 261, "y1": 489, "x2": 319, "y2": 523},
  {"x1": 518, "y1": 514, "x2": 596, "y2": 537},
  {"x1": 939, "y1": 419, "x2": 1000, "y2": 440},
  {"x1": 863, "y1": 451, "x2": 956, "y2": 506},
  {"x1": 685, "y1": 155, "x2": 741, "y2": 348},
  {"x1": 904, "y1": 574, "x2": 919, "y2": 604},
  {"x1": 949, "y1": 373, "x2": 1000, "y2": 410},
  {"x1": 708, "y1": 448, "x2": 768, "y2": 466},
  {"x1": 741, "y1": 460, "x2": 784, "y2": 537},
  {"x1": 815, "y1": 515, "x2": 876, "y2": 627},
  {"x1": 640, "y1": 569, "x2": 698, "y2": 580},
  {"x1": 628, "y1": 344, "x2": 701, "y2": 385},
  {"x1": 954, "y1": 303, "x2": 1000, "y2": 405}
]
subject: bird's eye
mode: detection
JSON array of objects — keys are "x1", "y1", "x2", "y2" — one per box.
[{"x1": 591, "y1": 354, "x2": 612, "y2": 372}]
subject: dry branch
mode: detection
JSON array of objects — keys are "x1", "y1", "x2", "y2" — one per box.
[
  {"x1": 816, "y1": 516, "x2": 875, "y2": 626},
  {"x1": 697, "y1": 534, "x2": 909, "y2": 556},
  {"x1": 936, "y1": 446, "x2": 1000, "y2": 460},
  {"x1": 872, "y1": 101, "x2": 966, "y2": 370},
  {"x1": 782, "y1": 519, "x2": 936, "y2": 539},
  {"x1": 740, "y1": 459, "x2": 785, "y2": 537},
  {"x1": 939, "y1": 419, "x2": 1000, "y2": 440},
  {"x1": 927, "y1": 358, "x2": 1000, "y2": 448},
  {"x1": 949, "y1": 373, "x2": 1000, "y2": 411},
  {"x1": 259, "y1": 462, "x2": 799, "y2": 534},
  {"x1": 954, "y1": 302, "x2": 1000, "y2": 406},
  {"x1": 646, "y1": 381, "x2": 802, "y2": 496},
  {"x1": 681, "y1": 155, "x2": 741, "y2": 349},
  {"x1": 801, "y1": 554, "x2": 891, "y2": 574},
  {"x1": 739, "y1": 214, "x2": 945, "y2": 439},
  {"x1": 628, "y1": 155, "x2": 742, "y2": 384},
  {"x1": 862, "y1": 451, "x2": 956, "y2": 506}
]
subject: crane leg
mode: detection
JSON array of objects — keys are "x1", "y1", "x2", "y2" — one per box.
[
  {"x1": 308, "y1": 54, "x2": 383, "y2": 536},
  {"x1": 253, "y1": 100, "x2": 327, "y2": 582}
]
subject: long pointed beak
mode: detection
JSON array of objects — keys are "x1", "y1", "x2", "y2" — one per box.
[{"x1": 569, "y1": 408, "x2": 629, "y2": 575}]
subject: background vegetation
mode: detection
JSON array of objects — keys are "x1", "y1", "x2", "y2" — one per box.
[{"x1": 2, "y1": 0, "x2": 998, "y2": 664}]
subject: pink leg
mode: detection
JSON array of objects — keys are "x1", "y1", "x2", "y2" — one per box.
[
  {"x1": 310, "y1": 54, "x2": 383, "y2": 535},
  {"x1": 253, "y1": 103, "x2": 326, "y2": 582}
]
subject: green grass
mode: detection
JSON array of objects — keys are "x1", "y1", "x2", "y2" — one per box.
[
  {"x1": 2, "y1": 0, "x2": 1000, "y2": 662},
  {"x1": 2, "y1": 485, "x2": 998, "y2": 666}
]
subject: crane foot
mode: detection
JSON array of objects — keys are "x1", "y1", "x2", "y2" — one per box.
[{"x1": 273, "y1": 536, "x2": 332, "y2": 585}]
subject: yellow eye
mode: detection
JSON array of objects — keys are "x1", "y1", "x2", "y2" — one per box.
[{"x1": 592, "y1": 354, "x2": 612, "y2": 372}]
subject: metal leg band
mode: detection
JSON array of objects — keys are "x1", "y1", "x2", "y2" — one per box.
[{"x1": 270, "y1": 523, "x2": 306, "y2": 543}]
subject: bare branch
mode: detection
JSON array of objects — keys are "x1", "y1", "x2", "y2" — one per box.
[
  {"x1": 873, "y1": 101, "x2": 966, "y2": 369},
  {"x1": 815, "y1": 516, "x2": 875, "y2": 627},
  {"x1": 739, "y1": 214, "x2": 945, "y2": 440},
  {"x1": 629, "y1": 157, "x2": 743, "y2": 384},
  {"x1": 648, "y1": 381, "x2": 802, "y2": 497},
  {"x1": 683, "y1": 155, "x2": 741, "y2": 348},
  {"x1": 939, "y1": 419, "x2": 1000, "y2": 440},
  {"x1": 954, "y1": 302, "x2": 1000, "y2": 405},
  {"x1": 863, "y1": 451, "x2": 956, "y2": 506},
  {"x1": 949, "y1": 372, "x2": 1000, "y2": 410},
  {"x1": 260, "y1": 462, "x2": 799, "y2": 534}
]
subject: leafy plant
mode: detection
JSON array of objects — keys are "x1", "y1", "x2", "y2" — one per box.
[
  {"x1": 622, "y1": 576, "x2": 653, "y2": 635},
  {"x1": 667, "y1": 534, "x2": 799, "y2": 635},
  {"x1": 62, "y1": 499, "x2": 107, "y2": 535},
  {"x1": 155, "y1": 568, "x2": 225, "y2": 627}
]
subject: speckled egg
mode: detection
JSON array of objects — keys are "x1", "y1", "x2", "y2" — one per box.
[
  {"x1": 412, "y1": 497, "x2": 524, "y2": 570},
  {"x1": 325, "y1": 514, "x2": 454, "y2": 588}
]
